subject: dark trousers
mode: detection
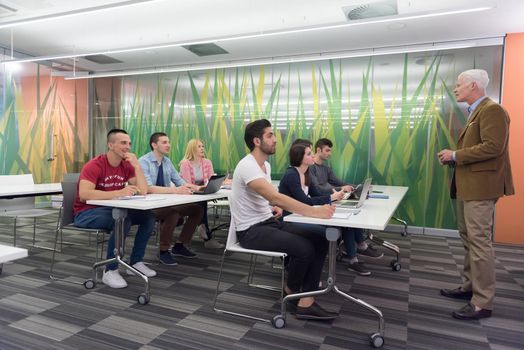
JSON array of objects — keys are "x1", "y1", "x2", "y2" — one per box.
[
  {"x1": 154, "y1": 203, "x2": 204, "y2": 251},
  {"x1": 74, "y1": 207, "x2": 155, "y2": 270},
  {"x1": 238, "y1": 219, "x2": 328, "y2": 293}
]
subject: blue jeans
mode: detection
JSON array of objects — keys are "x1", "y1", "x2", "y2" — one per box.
[
  {"x1": 74, "y1": 207, "x2": 155, "y2": 270},
  {"x1": 290, "y1": 223, "x2": 365, "y2": 259}
]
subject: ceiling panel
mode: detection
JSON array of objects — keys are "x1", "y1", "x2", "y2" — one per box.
[{"x1": 0, "y1": 0, "x2": 522, "y2": 77}]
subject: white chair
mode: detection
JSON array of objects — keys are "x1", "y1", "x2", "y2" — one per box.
[
  {"x1": 213, "y1": 214, "x2": 288, "y2": 325},
  {"x1": 0, "y1": 174, "x2": 58, "y2": 247}
]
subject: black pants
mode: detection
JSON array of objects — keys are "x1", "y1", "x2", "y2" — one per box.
[{"x1": 238, "y1": 219, "x2": 328, "y2": 293}]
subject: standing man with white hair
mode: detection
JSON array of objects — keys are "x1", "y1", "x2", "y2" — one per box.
[{"x1": 437, "y1": 69, "x2": 514, "y2": 320}]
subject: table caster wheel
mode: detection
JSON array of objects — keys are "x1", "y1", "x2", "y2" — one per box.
[
  {"x1": 137, "y1": 293, "x2": 150, "y2": 305},
  {"x1": 83, "y1": 279, "x2": 95, "y2": 289},
  {"x1": 272, "y1": 315, "x2": 285, "y2": 329},
  {"x1": 390, "y1": 260, "x2": 401, "y2": 271},
  {"x1": 370, "y1": 332, "x2": 384, "y2": 348}
]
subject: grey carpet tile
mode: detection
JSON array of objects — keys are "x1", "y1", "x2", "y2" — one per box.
[
  {"x1": 88, "y1": 315, "x2": 167, "y2": 344},
  {"x1": 9, "y1": 314, "x2": 84, "y2": 342},
  {"x1": 65, "y1": 328, "x2": 144, "y2": 350},
  {"x1": 1, "y1": 215, "x2": 524, "y2": 349},
  {"x1": 406, "y1": 329, "x2": 491, "y2": 350}
]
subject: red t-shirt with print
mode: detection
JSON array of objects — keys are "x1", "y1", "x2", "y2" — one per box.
[{"x1": 73, "y1": 154, "x2": 136, "y2": 215}]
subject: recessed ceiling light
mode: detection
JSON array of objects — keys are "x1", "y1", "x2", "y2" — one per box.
[{"x1": 387, "y1": 23, "x2": 406, "y2": 30}]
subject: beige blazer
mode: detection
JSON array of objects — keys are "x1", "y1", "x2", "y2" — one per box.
[{"x1": 452, "y1": 98, "x2": 514, "y2": 201}]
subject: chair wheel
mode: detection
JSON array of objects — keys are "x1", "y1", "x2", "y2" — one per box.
[
  {"x1": 83, "y1": 279, "x2": 95, "y2": 289},
  {"x1": 137, "y1": 293, "x2": 150, "y2": 305},
  {"x1": 272, "y1": 315, "x2": 285, "y2": 329},
  {"x1": 370, "y1": 332, "x2": 384, "y2": 348},
  {"x1": 390, "y1": 260, "x2": 401, "y2": 271}
]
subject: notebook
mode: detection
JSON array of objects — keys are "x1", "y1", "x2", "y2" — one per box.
[
  {"x1": 333, "y1": 208, "x2": 354, "y2": 219},
  {"x1": 192, "y1": 175, "x2": 226, "y2": 195},
  {"x1": 335, "y1": 178, "x2": 372, "y2": 209}
]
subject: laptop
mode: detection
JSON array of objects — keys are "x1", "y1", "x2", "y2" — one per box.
[
  {"x1": 335, "y1": 178, "x2": 372, "y2": 209},
  {"x1": 193, "y1": 175, "x2": 226, "y2": 195}
]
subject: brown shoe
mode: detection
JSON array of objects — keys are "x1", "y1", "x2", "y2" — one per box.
[
  {"x1": 452, "y1": 303, "x2": 492, "y2": 320},
  {"x1": 440, "y1": 287, "x2": 472, "y2": 300}
]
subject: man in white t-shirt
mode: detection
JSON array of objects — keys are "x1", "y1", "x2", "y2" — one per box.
[{"x1": 231, "y1": 118, "x2": 337, "y2": 320}]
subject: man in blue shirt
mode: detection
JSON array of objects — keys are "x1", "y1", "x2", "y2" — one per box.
[{"x1": 139, "y1": 132, "x2": 204, "y2": 265}]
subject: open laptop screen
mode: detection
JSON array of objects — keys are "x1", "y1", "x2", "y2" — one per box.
[{"x1": 193, "y1": 175, "x2": 226, "y2": 195}]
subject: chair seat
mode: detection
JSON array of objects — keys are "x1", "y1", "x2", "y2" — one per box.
[
  {"x1": 227, "y1": 243, "x2": 287, "y2": 258},
  {"x1": 0, "y1": 208, "x2": 56, "y2": 218},
  {"x1": 62, "y1": 224, "x2": 107, "y2": 234}
]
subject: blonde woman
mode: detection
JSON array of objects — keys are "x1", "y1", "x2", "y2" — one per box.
[{"x1": 179, "y1": 139, "x2": 224, "y2": 249}]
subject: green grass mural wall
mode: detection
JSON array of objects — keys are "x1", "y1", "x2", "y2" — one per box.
[
  {"x1": 92, "y1": 49, "x2": 502, "y2": 230},
  {"x1": 0, "y1": 66, "x2": 89, "y2": 183}
]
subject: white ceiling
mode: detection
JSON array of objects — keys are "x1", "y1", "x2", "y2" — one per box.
[{"x1": 0, "y1": 0, "x2": 523, "y2": 76}]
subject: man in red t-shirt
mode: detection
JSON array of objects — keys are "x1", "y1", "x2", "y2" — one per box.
[{"x1": 74, "y1": 128, "x2": 156, "y2": 289}]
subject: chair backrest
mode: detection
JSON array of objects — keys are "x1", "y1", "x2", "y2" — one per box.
[
  {"x1": 60, "y1": 173, "x2": 80, "y2": 227},
  {"x1": 225, "y1": 218, "x2": 238, "y2": 249},
  {"x1": 225, "y1": 200, "x2": 239, "y2": 249},
  {"x1": 63, "y1": 173, "x2": 80, "y2": 183},
  {"x1": 0, "y1": 174, "x2": 36, "y2": 211},
  {"x1": 0, "y1": 173, "x2": 35, "y2": 186}
]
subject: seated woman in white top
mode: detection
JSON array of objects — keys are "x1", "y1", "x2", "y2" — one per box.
[{"x1": 179, "y1": 139, "x2": 224, "y2": 249}]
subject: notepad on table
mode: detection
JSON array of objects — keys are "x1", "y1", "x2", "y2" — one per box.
[
  {"x1": 114, "y1": 195, "x2": 166, "y2": 201},
  {"x1": 333, "y1": 209, "x2": 353, "y2": 219}
]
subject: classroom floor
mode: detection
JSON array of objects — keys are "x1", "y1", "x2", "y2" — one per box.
[{"x1": 0, "y1": 213, "x2": 523, "y2": 350}]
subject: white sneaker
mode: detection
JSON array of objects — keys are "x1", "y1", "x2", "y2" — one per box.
[
  {"x1": 197, "y1": 224, "x2": 208, "y2": 240},
  {"x1": 102, "y1": 269, "x2": 128, "y2": 289},
  {"x1": 126, "y1": 261, "x2": 157, "y2": 277},
  {"x1": 204, "y1": 238, "x2": 225, "y2": 249}
]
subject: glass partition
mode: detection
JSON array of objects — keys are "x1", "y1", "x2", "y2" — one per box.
[
  {"x1": 1, "y1": 58, "x2": 89, "y2": 182},
  {"x1": 91, "y1": 45, "x2": 503, "y2": 230}
]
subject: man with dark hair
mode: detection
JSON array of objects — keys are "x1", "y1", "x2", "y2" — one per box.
[
  {"x1": 139, "y1": 132, "x2": 204, "y2": 265},
  {"x1": 231, "y1": 118, "x2": 338, "y2": 320},
  {"x1": 244, "y1": 118, "x2": 272, "y2": 151},
  {"x1": 314, "y1": 138, "x2": 333, "y2": 151},
  {"x1": 310, "y1": 138, "x2": 350, "y2": 194},
  {"x1": 309, "y1": 138, "x2": 383, "y2": 275},
  {"x1": 74, "y1": 128, "x2": 156, "y2": 289},
  {"x1": 438, "y1": 69, "x2": 514, "y2": 320}
]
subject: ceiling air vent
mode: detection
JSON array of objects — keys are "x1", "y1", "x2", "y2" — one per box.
[
  {"x1": 83, "y1": 54, "x2": 123, "y2": 64},
  {"x1": 342, "y1": 0, "x2": 398, "y2": 21},
  {"x1": 183, "y1": 43, "x2": 228, "y2": 57}
]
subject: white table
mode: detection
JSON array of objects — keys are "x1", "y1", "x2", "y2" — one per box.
[
  {"x1": 285, "y1": 185, "x2": 408, "y2": 230},
  {"x1": 0, "y1": 244, "x2": 28, "y2": 274},
  {"x1": 0, "y1": 183, "x2": 62, "y2": 199},
  {"x1": 283, "y1": 185, "x2": 408, "y2": 348},
  {"x1": 86, "y1": 190, "x2": 230, "y2": 304}
]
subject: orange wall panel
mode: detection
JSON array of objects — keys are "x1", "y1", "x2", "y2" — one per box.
[{"x1": 495, "y1": 33, "x2": 524, "y2": 244}]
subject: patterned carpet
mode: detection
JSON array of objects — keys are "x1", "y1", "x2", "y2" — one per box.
[{"x1": 0, "y1": 214, "x2": 523, "y2": 350}]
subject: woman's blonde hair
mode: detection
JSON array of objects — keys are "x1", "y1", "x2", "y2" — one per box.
[{"x1": 180, "y1": 139, "x2": 204, "y2": 164}]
